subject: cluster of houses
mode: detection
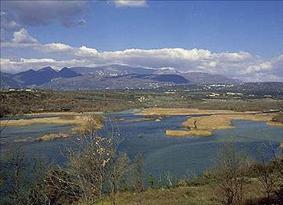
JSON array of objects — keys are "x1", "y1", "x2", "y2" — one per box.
[
  {"x1": 207, "y1": 92, "x2": 244, "y2": 98},
  {"x1": 5, "y1": 88, "x2": 37, "y2": 92}
]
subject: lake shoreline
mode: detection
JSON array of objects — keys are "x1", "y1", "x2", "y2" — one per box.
[
  {"x1": 1, "y1": 108, "x2": 282, "y2": 139},
  {"x1": 139, "y1": 108, "x2": 283, "y2": 137}
]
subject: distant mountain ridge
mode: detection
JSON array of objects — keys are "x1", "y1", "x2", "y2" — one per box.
[
  {"x1": 1, "y1": 67, "x2": 81, "y2": 87},
  {"x1": 1, "y1": 64, "x2": 240, "y2": 89}
]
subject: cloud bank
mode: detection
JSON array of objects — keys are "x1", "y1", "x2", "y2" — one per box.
[{"x1": 1, "y1": 33, "x2": 283, "y2": 82}]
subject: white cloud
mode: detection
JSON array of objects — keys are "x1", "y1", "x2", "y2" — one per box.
[
  {"x1": 246, "y1": 62, "x2": 273, "y2": 74},
  {"x1": 19, "y1": 58, "x2": 56, "y2": 64},
  {"x1": 114, "y1": 0, "x2": 147, "y2": 7},
  {"x1": 75, "y1": 46, "x2": 99, "y2": 57},
  {"x1": 42, "y1": 43, "x2": 74, "y2": 53},
  {"x1": 12, "y1": 28, "x2": 37, "y2": 44},
  {"x1": 238, "y1": 54, "x2": 283, "y2": 82},
  {"x1": 215, "y1": 52, "x2": 253, "y2": 62},
  {"x1": 97, "y1": 48, "x2": 258, "y2": 76}
]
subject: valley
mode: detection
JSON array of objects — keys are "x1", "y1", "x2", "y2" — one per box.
[
  {"x1": 1, "y1": 1, "x2": 283, "y2": 204},
  {"x1": 1, "y1": 82, "x2": 283, "y2": 205}
]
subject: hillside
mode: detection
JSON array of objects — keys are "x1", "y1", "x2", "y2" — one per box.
[
  {"x1": 183, "y1": 72, "x2": 240, "y2": 84},
  {"x1": 41, "y1": 74, "x2": 190, "y2": 90},
  {"x1": 12, "y1": 67, "x2": 59, "y2": 86},
  {"x1": 70, "y1": 64, "x2": 155, "y2": 76},
  {"x1": 0, "y1": 72, "x2": 22, "y2": 88}
]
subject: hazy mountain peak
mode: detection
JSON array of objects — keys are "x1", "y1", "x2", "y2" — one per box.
[
  {"x1": 60, "y1": 67, "x2": 69, "y2": 71},
  {"x1": 38, "y1": 66, "x2": 55, "y2": 72},
  {"x1": 58, "y1": 67, "x2": 81, "y2": 78},
  {"x1": 160, "y1": 67, "x2": 176, "y2": 71},
  {"x1": 154, "y1": 67, "x2": 180, "y2": 75}
]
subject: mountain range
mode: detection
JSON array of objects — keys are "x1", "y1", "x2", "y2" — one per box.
[
  {"x1": 1, "y1": 64, "x2": 240, "y2": 90},
  {"x1": 1, "y1": 66, "x2": 81, "y2": 88}
]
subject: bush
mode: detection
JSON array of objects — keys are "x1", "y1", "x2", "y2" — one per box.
[{"x1": 272, "y1": 114, "x2": 283, "y2": 123}]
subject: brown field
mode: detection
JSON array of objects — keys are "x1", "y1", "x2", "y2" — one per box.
[
  {"x1": 80, "y1": 180, "x2": 264, "y2": 205},
  {"x1": 166, "y1": 129, "x2": 212, "y2": 137},
  {"x1": 1, "y1": 116, "x2": 85, "y2": 127},
  {"x1": 167, "y1": 113, "x2": 282, "y2": 137},
  {"x1": 0, "y1": 113, "x2": 102, "y2": 127},
  {"x1": 183, "y1": 113, "x2": 275, "y2": 129}
]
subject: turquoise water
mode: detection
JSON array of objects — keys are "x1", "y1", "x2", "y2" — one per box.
[{"x1": 1, "y1": 111, "x2": 283, "y2": 177}]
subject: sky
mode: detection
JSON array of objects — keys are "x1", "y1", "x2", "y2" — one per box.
[{"x1": 1, "y1": 0, "x2": 283, "y2": 82}]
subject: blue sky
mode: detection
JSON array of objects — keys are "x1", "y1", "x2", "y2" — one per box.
[
  {"x1": 1, "y1": 0, "x2": 283, "y2": 81},
  {"x1": 23, "y1": 1, "x2": 283, "y2": 56},
  {"x1": 27, "y1": 1, "x2": 283, "y2": 57}
]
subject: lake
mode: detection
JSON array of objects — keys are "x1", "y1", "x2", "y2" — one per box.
[{"x1": 1, "y1": 110, "x2": 283, "y2": 178}]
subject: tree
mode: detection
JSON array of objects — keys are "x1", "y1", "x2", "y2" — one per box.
[
  {"x1": 109, "y1": 152, "x2": 130, "y2": 205},
  {"x1": 45, "y1": 114, "x2": 115, "y2": 204},
  {"x1": 0, "y1": 146, "x2": 28, "y2": 205},
  {"x1": 0, "y1": 146, "x2": 48, "y2": 205},
  {"x1": 254, "y1": 145, "x2": 279, "y2": 204},
  {"x1": 132, "y1": 154, "x2": 144, "y2": 205},
  {"x1": 212, "y1": 144, "x2": 249, "y2": 205}
]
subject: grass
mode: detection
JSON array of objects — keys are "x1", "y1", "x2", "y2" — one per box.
[
  {"x1": 0, "y1": 113, "x2": 101, "y2": 127},
  {"x1": 183, "y1": 113, "x2": 275, "y2": 129},
  {"x1": 78, "y1": 180, "x2": 265, "y2": 205},
  {"x1": 1, "y1": 116, "x2": 83, "y2": 127},
  {"x1": 80, "y1": 185, "x2": 218, "y2": 205},
  {"x1": 166, "y1": 129, "x2": 212, "y2": 137}
]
